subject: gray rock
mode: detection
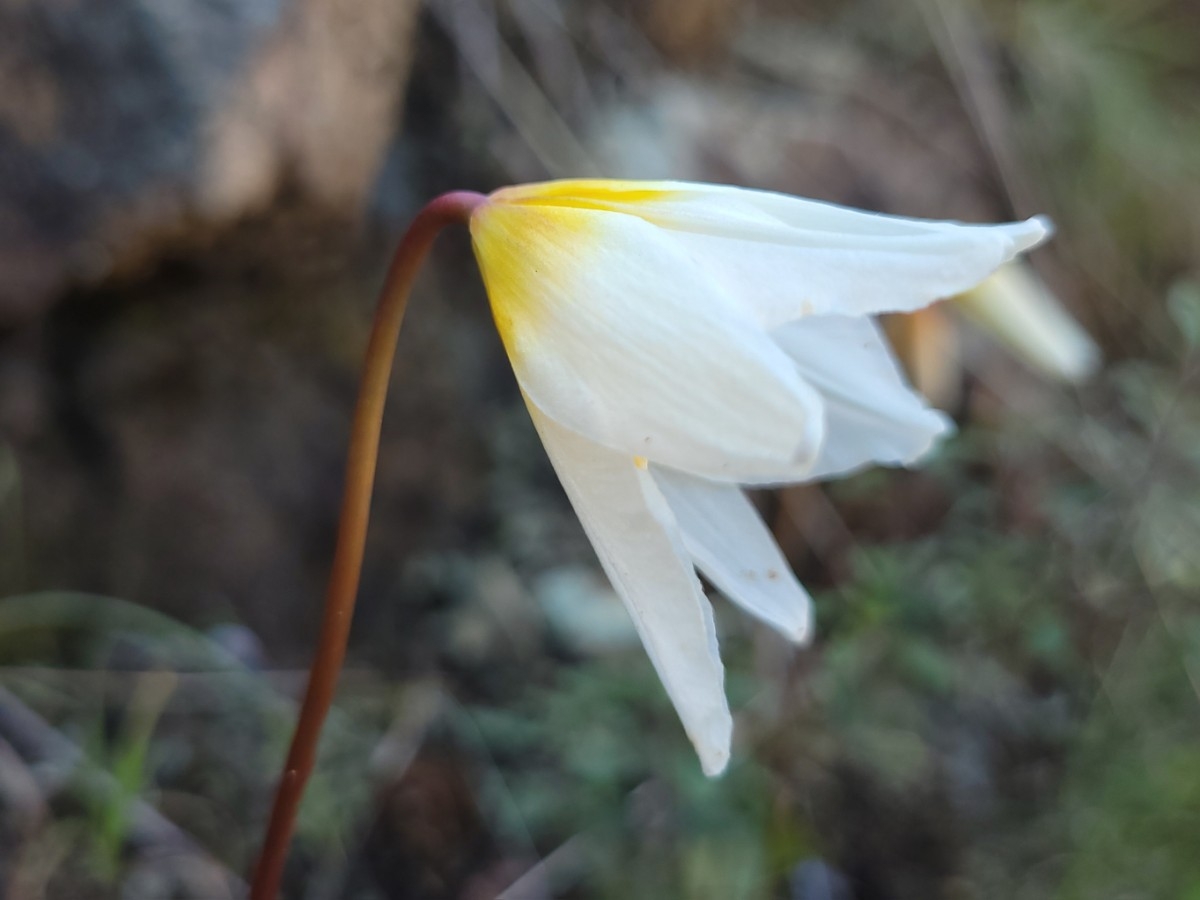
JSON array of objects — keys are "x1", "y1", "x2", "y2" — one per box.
[{"x1": 0, "y1": 0, "x2": 420, "y2": 322}]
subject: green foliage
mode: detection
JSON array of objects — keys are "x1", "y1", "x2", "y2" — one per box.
[
  {"x1": 0, "y1": 443, "x2": 22, "y2": 595},
  {"x1": 1016, "y1": 0, "x2": 1200, "y2": 245},
  {"x1": 82, "y1": 673, "x2": 175, "y2": 881},
  {"x1": 1057, "y1": 622, "x2": 1200, "y2": 900},
  {"x1": 465, "y1": 658, "x2": 807, "y2": 900},
  {"x1": 0, "y1": 592, "x2": 386, "y2": 894}
]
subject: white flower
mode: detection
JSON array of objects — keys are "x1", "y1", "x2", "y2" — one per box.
[
  {"x1": 467, "y1": 179, "x2": 1050, "y2": 775},
  {"x1": 955, "y1": 261, "x2": 1100, "y2": 383}
]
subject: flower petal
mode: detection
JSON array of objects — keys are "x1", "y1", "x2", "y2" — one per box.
[
  {"x1": 954, "y1": 263, "x2": 1100, "y2": 382},
  {"x1": 496, "y1": 179, "x2": 1051, "y2": 328},
  {"x1": 471, "y1": 199, "x2": 825, "y2": 482},
  {"x1": 526, "y1": 402, "x2": 732, "y2": 775},
  {"x1": 652, "y1": 466, "x2": 812, "y2": 643},
  {"x1": 759, "y1": 315, "x2": 952, "y2": 483}
]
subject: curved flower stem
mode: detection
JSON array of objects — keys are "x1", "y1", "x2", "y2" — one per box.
[{"x1": 249, "y1": 190, "x2": 486, "y2": 900}]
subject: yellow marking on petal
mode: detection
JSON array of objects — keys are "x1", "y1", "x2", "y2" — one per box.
[
  {"x1": 633, "y1": 455, "x2": 648, "y2": 470},
  {"x1": 495, "y1": 178, "x2": 676, "y2": 205},
  {"x1": 468, "y1": 199, "x2": 597, "y2": 359},
  {"x1": 492, "y1": 179, "x2": 683, "y2": 218},
  {"x1": 470, "y1": 181, "x2": 688, "y2": 367}
]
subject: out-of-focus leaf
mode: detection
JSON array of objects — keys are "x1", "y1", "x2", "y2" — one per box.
[{"x1": 1167, "y1": 279, "x2": 1200, "y2": 349}]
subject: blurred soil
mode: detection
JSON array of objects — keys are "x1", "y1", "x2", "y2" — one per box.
[{"x1": 0, "y1": 206, "x2": 498, "y2": 655}]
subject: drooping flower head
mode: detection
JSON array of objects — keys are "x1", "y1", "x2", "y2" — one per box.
[{"x1": 466, "y1": 179, "x2": 1051, "y2": 774}]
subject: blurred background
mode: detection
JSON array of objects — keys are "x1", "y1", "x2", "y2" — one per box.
[{"x1": 1, "y1": 0, "x2": 1199, "y2": 897}]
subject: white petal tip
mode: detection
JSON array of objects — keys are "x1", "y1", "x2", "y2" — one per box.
[
  {"x1": 788, "y1": 402, "x2": 827, "y2": 472},
  {"x1": 893, "y1": 411, "x2": 955, "y2": 467},
  {"x1": 926, "y1": 409, "x2": 956, "y2": 440},
  {"x1": 772, "y1": 603, "x2": 814, "y2": 645},
  {"x1": 699, "y1": 745, "x2": 731, "y2": 778},
  {"x1": 692, "y1": 710, "x2": 733, "y2": 777},
  {"x1": 1008, "y1": 216, "x2": 1055, "y2": 253},
  {"x1": 1038, "y1": 327, "x2": 1101, "y2": 382},
  {"x1": 787, "y1": 618, "x2": 814, "y2": 646},
  {"x1": 1059, "y1": 345, "x2": 1103, "y2": 383}
]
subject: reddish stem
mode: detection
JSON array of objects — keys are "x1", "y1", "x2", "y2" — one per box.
[{"x1": 249, "y1": 190, "x2": 486, "y2": 900}]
